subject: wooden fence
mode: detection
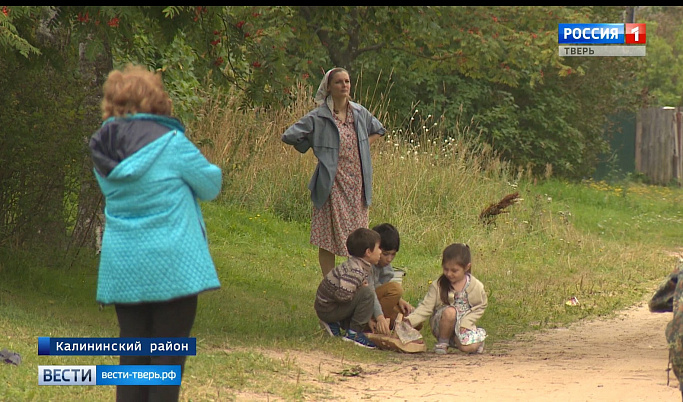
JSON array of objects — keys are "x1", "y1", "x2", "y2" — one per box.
[{"x1": 635, "y1": 106, "x2": 683, "y2": 186}]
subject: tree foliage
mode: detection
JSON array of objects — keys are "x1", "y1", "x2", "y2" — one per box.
[
  {"x1": 638, "y1": 6, "x2": 683, "y2": 107},
  {"x1": 3, "y1": 5, "x2": 677, "y2": 247},
  {"x1": 0, "y1": 42, "x2": 87, "y2": 246},
  {"x1": 0, "y1": 6, "x2": 42, "y2": 57}
]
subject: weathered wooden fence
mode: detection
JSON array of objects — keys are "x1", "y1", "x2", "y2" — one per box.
[{"x1": 635, "y1": 106, "x2": 683, "y2": 186}]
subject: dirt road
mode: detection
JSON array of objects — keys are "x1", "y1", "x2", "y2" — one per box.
[{"x1": 258, "y1": 301, "x2": 681, "y2": 401}]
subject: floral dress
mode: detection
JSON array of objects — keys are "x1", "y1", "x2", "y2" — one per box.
[
  {"x1": 310, "y1": 109, "x2": 368, "y2": 256},
  {"x1": 430, "y1": 274, "x2": 488, "y2": 346}
]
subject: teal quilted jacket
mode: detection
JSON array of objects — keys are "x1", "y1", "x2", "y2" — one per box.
[{"x1": 90, "y1": 114, "x2": 222, "y2": 304}]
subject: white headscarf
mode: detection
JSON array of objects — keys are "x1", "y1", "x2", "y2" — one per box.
[{"x1": 315, "y1": 67, "x2": 349, "y2": 113}]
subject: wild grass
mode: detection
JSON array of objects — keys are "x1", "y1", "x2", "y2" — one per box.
[{"x1": 1, "y1": 84, "x2": 681, "y2": 400}]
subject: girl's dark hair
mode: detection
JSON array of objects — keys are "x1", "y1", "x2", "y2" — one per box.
[
  {"x1": 437, "y1": 243, "x2": 471, "y2": 305},
  {"x1": 346, "y1": 228, "x2": 381, "y2": 258}
]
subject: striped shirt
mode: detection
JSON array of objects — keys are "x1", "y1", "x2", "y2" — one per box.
[{"x1": 314, "y1": 256, "x2": 372, "y2": 313}]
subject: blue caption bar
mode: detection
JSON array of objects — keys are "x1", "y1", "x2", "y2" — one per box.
[
  {"x1": 38, "y1": 337, "x2": 196, "y2": 356},
  {"x1": 558, "y1": 23, "x2": 624, "y2": 44},
  {"x1": 38, "y1": 365, "x2": 182, "y2": 386}
]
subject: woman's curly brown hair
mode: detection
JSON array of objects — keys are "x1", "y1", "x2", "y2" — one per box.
[{"x1": 101, "y1": 64, "x2": 173, "y2": 120}]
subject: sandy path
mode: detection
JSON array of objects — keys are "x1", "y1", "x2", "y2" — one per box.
[{"x1": 254, "y1": 301, "x2": 681, "y2": 401}]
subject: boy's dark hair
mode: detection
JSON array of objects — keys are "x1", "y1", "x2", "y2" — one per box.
[
  {"x1": 346, "y1": 228, "x2": 381, "y2": 258},
  {"x1": 371, "y1": 223, "x2": 400, "y2": 252},
  {"x1": 438, "y1": 243, "x2": 472, "y2": 304}
]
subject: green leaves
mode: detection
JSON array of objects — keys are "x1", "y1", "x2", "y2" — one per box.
[
  {"x1": 2, "y1": 6, "x2": 660, "y2": 179},
  {"x1": 637, "y1": 8, "x2": 683, "y2": 107},
  {"x1": 0, "y1": 6, "x2": 43, "y2": 57}
]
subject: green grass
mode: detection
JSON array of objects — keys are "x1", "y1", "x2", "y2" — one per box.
[
  {"x1": 535, "y1": 178, "x2": 683, "y2": 247},
  {"x1": 1, "y1": 177, "x2": 681, "y2": 401}
]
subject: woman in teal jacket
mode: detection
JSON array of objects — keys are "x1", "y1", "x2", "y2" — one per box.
[{"x1": 89, "y1": 64, "x2": 222, "y2": 402}]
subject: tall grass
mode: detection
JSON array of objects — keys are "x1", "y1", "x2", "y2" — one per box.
[{"x1": 191, "y1": 84, "x2": 317, "y2": 223}]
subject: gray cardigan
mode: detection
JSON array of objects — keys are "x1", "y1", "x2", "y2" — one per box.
[{"x1": 281, "y1": 101, "x2": 386, "y2": 209}]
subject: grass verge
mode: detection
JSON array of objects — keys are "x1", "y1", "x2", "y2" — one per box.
[{"x1": 1, "y1": 177, "x2": 681, "y2": 400}]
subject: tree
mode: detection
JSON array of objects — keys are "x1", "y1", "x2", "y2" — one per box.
[
  {"x1": 0, "y1": 6, "x2": 42, "y2": 57},
  {"x1": 0, "y1": 6, "x2": 113, "y2": 247},
  {"x1": 0, "y1": 38, "x2": 87, "y2": 246},
  {"x1": 281, "y1": 6, "x2": 643, "y2": 178},
  {"x1": 637, "y1": 6, "x2": 683, "y2": 107}
]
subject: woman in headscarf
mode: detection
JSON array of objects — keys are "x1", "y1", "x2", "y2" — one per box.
[{"x1": 281, "y1": 67, "x2": 386, "y2": 276}]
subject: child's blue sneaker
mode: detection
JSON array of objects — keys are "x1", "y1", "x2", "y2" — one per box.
[
  {"x1": 319, "y1": 320, "x2": 343, "y2": 337},
  {"x1": 343, "y1": 329, "x2": 376, "y2": 349}
]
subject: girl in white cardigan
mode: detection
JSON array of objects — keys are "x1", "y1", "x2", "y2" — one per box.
[{"x1": 405, "y1": 243, "x2": 488, "y2": 354}]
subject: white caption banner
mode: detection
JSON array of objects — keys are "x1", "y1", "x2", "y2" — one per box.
[{"x1": 559, "y1": 45, "x2": 646, "y2": 57}]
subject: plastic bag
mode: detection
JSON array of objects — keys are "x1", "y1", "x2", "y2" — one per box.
[{"x1": 394, "y1": 313, "x2": 423, "y2": 344}]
